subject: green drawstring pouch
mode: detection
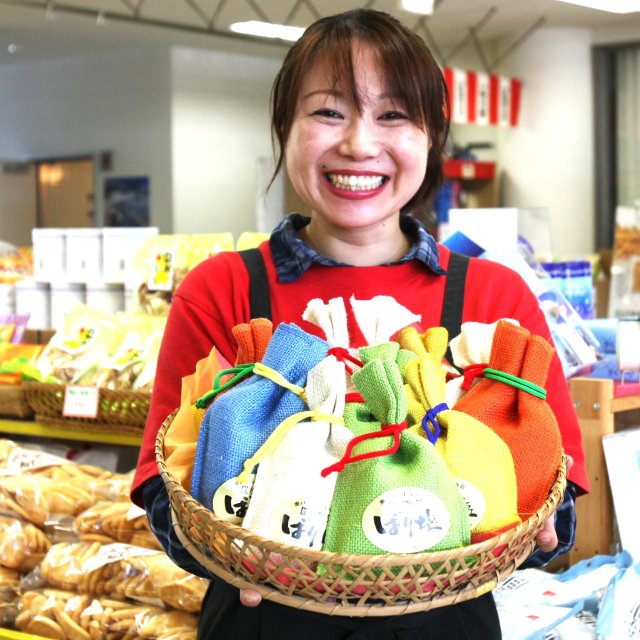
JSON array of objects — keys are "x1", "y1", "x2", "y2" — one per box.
[
  {"x1": 321, "y1": 347, "x2": 470, "y2": 556},
  {"x1": 401, "y1": 326, "x2": 521, "y2": 543}
]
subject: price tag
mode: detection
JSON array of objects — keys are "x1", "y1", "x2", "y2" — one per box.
[{"x1": 63, "y1": 385, "x2": 100, "y2": 419}]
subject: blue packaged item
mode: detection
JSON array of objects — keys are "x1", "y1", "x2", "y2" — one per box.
[
  {"x1": 584, "y1": 318, "x2": 618, "y2": 355},
  {"x1": 190, "y1": 322, "x2": 329, "y2": 515},
  {"x1": 564, "y1": 260, "x2": 594, "y2": 321}
]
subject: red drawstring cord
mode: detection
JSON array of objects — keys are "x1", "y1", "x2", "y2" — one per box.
[
  {"x1": 320, "y1": 420, "x2": 408, "y2": 477},
  {"x1": 461, "y1": 363, "x2": 489, "y2": 391},
  {"x1": 327, "y1": 346, "x2": 364, "y2": 375}
]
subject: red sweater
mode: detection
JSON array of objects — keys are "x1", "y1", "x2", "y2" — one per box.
[{"x1": 131, "y1": 242, "x2": 589, "y2": 505}]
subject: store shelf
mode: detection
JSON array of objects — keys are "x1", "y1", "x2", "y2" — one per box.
[
  {"x1": 568, "y1": 377, "x2": 640, "y2": 563},
  {"x1": 0, "y1": 630, "x2": 48, "y2": 640},
  {"x1": 443, "y1": 159, "x2": 496, "y2": 181},
  {"x1": 0, "y1": 418, "x2": 142, "y2": 447}
]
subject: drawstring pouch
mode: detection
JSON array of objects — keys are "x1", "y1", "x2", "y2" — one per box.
[
  {"x1": 163, "y1": 346, "x2": 231, "y2": 491},
  {"x1": 454, "y1": 319, "x2": 564, "y2": 519},
  {"x1": 240, "y1": 355, "x2": 353, "y2": 550},
  {"x1": 232, "y1": 318, "x2": 273, "y2": 366},
  {"x1": 321, "y1": 349, "x2": 470, "y2": 556},
  {"x1": 190, "y1": 322, "x2": 329, "y2": 518},
  {"x1": 164, "y1": 319, "x2": 272, "y2": 491},
  {"x1": 350, "y1": 295, "x2": 421, "y2": 346},
  {"x1": 403, "y1": 326, "x2": 521, "y2": 542},
  {"x1": 446, "y1": 320, "x2": 518, "y2": 406}
]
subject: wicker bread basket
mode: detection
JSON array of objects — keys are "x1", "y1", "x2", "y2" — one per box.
[
  {"x1": 156, "y1": 409, "x2": 567, "y2": 617},
  {"x1": 0, "y1": 385, "x2": 34, "y2": 418},
  {"x1": 23, "y1": 382, "x2": 151, "y2": 435}
]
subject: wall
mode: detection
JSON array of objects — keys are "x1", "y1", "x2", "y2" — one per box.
[
  {"x1": 499, "y1": 27, "x2": 595, "y2": 257},
  {"x1": 170, "y1": 48, "x2": 283, "y2": 237},
  {"x1": 0, "y1": 47, "x2": 173, "y2": 232},
  {"x1": 447, "y1": 28, "x2": 595, "y2": 257}
]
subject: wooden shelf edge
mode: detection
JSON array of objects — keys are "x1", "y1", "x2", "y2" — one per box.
[{"x1": 0, "y1": 418, "x2": 142, "y2": 447}]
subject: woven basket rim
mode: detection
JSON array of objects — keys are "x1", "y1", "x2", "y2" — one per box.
[{"x1": 156, "y1": 408, "x2": 567, "y2": 616}]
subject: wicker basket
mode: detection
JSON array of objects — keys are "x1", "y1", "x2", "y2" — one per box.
[
  {"x1": 0, "y1": 385, "x2": 35, "y2": 419},
  {"x1": 23, "y1": 382, "x2": 151, "y2": 436},
  {"x1": 156, "y1": 410, "x2": 568, "y2": 617}
]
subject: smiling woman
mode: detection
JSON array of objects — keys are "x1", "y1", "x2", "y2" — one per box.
[{"x1": 131, "y1": 8, "x2": 588, "y2": 640}]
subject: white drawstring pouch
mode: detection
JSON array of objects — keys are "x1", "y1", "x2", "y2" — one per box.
[{"x1": 241, "y1": 355, "x2": 352, "y2": 550}]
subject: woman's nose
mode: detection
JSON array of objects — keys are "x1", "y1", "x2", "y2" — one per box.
[{"x1": 338, "y1": 118, "x2": 380, "y2": 159}]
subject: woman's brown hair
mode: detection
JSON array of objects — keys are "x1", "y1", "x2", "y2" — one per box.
[{"x1": 270, "y1": 8, "x2": 450, "y2": 213}]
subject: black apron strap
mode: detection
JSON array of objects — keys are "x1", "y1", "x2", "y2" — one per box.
[
  {"x1": 440, "y1": 251, "x2": 470, "y2": 364},
  {"x1": 238, "y1": 248, "x2": 272, "y2": 321}
]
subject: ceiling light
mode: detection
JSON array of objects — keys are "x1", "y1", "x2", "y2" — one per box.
[
  {"x1": 229, "y1": 21, "x2": 305, "y2": 42},
  {"x1": 554, "y1": 0, "x2": 640, "y2": 13},
  {"x1": 402, "y1": 0, "x2": 435, "y2": 15}
]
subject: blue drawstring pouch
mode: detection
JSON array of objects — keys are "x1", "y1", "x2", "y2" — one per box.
[{"x1": 190, "y1": 322, "x2": 329, "y2": 515}]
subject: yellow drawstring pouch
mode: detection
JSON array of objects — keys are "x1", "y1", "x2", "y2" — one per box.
[{"x1": 401, "y1": 326, "x2": 521, "y2": 542}]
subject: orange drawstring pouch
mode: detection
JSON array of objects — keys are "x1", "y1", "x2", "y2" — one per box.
[
  {"x1": 454, "y1": 319, "x2": 564, "y2": 520},
  {"x1": 401, "y1": 327, "x2": 521, "y2": 542}
]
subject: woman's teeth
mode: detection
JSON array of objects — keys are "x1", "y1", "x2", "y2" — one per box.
[{"x1": 327, "y1": 174, "x2": 385, "y2": 191}]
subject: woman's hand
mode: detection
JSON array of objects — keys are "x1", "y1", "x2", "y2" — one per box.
[
  {"x1": 535, "y1": 454, "x2": 574, "y2": 552},
  {"x1": 240, "y1": 589, "x2": 262, "y2": 607}
]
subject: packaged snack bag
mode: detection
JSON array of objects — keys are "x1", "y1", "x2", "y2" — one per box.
[
  {"x1": 454, "y1": 319, "x2": 564, "y2": 519},
  {"x1": 240, "y1": 355, "x2": 352, "y2": 549},
  {"x1": 399, "y1": 326, "x2": 521, "y2": 542},
  {"x1": 35, "y1": 304, "x2": 120, "y2": 384},
  {"x1": 190, "y1": 323, "x2": 329, "y2": 517},
  {"x1": 321, "y1": 348, "x2": 470, "y2": 555}
]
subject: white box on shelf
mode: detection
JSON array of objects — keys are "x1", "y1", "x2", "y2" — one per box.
[
  {"x1": 14, "y1": 278, "x2": 51, "y2": 329},
  {"x1": 50, "y1": 281, "x2": 86, "y2": 330},
  {"x1": 65, "y1": 228, "x2": 103, "y2": 283},
  {"x1": 85, "y1": 280, "x2": 125, "y2": 315},
  {"x1": 0, "y1": 283, "x2": 15, "y2": 315},
  {"x1": 32, "y1": 228, "x2": 66, "y2": 283},
  {"x1": 102, "y1": 226, "x2": 159, "y2": 284}
]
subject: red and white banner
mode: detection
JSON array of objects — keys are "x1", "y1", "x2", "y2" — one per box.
[{"x1": 443, "y1": 67, "x2": 521, "y2": 127}]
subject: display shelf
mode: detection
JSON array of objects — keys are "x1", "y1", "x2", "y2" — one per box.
[
  {"x1": 568, "y1": 377, "x2": 640, "y2": 563},
  {"x1": 0, "y1": 418, "x2": 142, "y2": 447},
  {"x1": 0, "y1": 630, "x2": 48, "y2": 640}
]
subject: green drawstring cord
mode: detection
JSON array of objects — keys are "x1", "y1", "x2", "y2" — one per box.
[
  {"x1": 194, "y1": 361, "x2": 308, "y2": 410},
  {"x1": 482, "y1": 367, "x2": 547, "y2": 399},
  {"x1": 194, "y1": 363, "x2": 255, "y2": 409}
]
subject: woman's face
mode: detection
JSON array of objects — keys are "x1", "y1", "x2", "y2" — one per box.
[{"x1": 285, "y1": 43, "x2": 430, "y2": 235}]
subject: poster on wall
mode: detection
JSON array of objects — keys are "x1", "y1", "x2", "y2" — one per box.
[
  {"x1": 608, "y1": 204, "x2": 640, "y2": 317},
  {"x1": 104, "y1": 176, "x2": 150, "y2": 227}
]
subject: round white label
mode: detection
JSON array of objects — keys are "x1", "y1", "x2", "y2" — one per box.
[
  {"x1": 455, "y1": 478, "x2": 487, "y2": 529},
  {"x1": 211, "y1": 475, "x2": 254, "y2": 523},
  {"x1": 361, "y1": 487, "x2": 450, "y2": 553},
  {"x1": 269, "y1": 499, "x2": 329, "y2": 549}
]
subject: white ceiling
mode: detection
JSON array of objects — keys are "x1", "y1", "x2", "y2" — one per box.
[{"x1": 1, "y1": 0, "x2": 639, "y2": 71}]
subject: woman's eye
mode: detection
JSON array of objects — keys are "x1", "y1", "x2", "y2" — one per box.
[
  {"x1": 381, "y1": 111, "x2": 409, "y2": 121},
  {"x1": 313, "y1": 108, "x2": 342, "y2": 119}
]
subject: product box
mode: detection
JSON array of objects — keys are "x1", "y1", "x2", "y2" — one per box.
[
  {"x1": 85, "y1": 280, "x2": 125, "y2": 315},
  {"x1": 102, "y1": 226, "x2": 159, "y2": 284},
  {"x1": 14, "y1": 278, "x2": 51, "y2": 329},
  {"x1": 49, "y1": 281, "x2": 85, "y2": 330},
  {"x1": 65, "y1": 228, "x2": 103, "y2": 283},
  {"x1": 32, "y1": 228, "x2": 66, "y2": 283}
]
